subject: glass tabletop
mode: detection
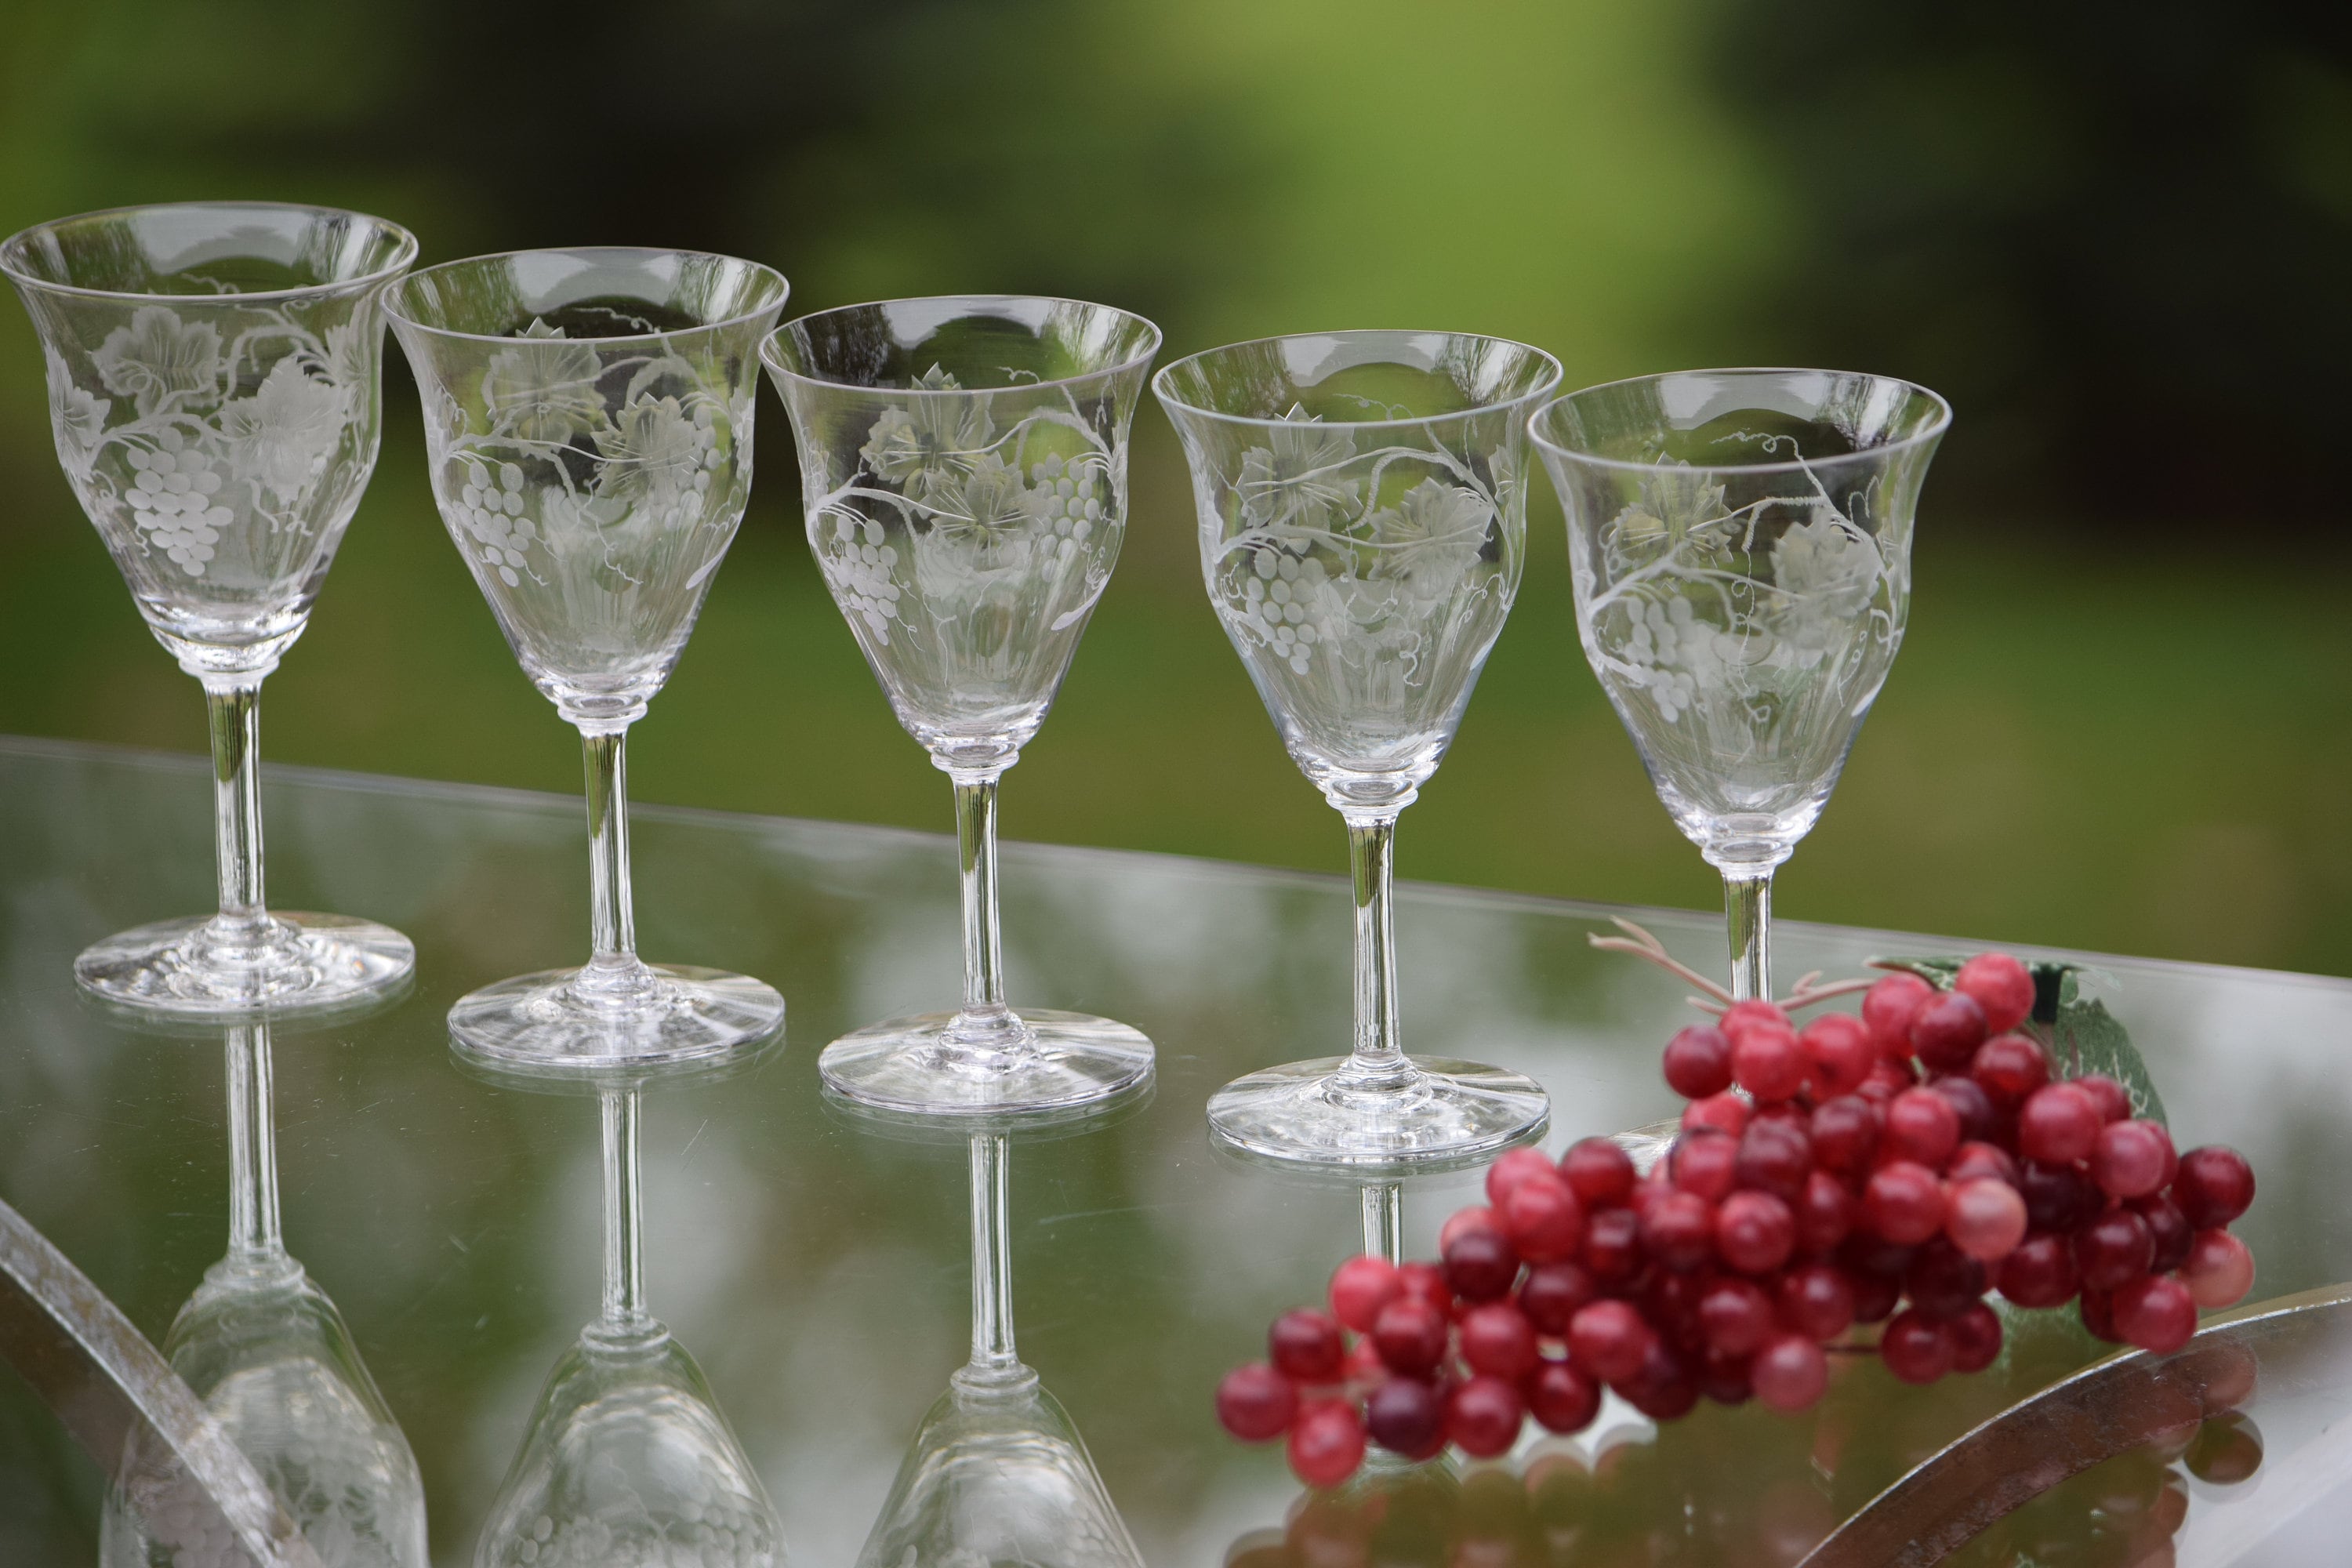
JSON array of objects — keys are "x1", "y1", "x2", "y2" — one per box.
[{"x1": 0, "y1": 735, "x2": 2346, "y2": 1566}]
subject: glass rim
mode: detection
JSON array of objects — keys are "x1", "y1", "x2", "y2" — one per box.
[
  {"x1": 383, "y1": 245, "x2": 793, "y2": 346},
  {"x1": 0, "y1": 199, "x2": 421, "y2": 304},
  {"x1": 1150, "y1": 328, "x2": 1566, "y2": 433},
  {"x1": 760, "y1": 292, "x2": 1163, "y2": 394},
  {"x1": 1528, "y1": 365, "x2": 1954, "y2": 477}
]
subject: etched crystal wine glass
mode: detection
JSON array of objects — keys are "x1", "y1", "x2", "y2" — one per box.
[
  {"x1": 388, "y1": 249, "x2": 789, "y2": 1067},
  {"x1": 854, "y1": 1131, "x2": 1144, "y2": 1568},
  {"x1": 1156, "y1": 331, "x2": 1562, "y2": 1167},
  {"x1": 1530, "y1": 369, "x2": 1951, "y2": 1000},
  {"x1": 474, "y1": 1085, "x2": 782, "y2": 1568},
  {"x1": 2, "y1": 201, "x2": 419, "y2": 1013},
  {"x1": 100, "y1": 1020, "x2": 428, "y2": 1568},
  {"x1": 763, "y1": 296, "x2": 1160, "y2": 1115}
]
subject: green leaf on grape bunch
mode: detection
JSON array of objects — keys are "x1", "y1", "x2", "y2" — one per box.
[{"x1": 1870, "y1": 957, "x2": 2168, "y2": 1129}]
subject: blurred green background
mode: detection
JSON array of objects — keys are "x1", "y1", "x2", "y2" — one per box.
[{"x1": 1, "y1": 0, "x2": 2347, "y2": 975}]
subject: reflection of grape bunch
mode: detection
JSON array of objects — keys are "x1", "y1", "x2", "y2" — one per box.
[{"x1": 1217, "y1": 952, "x2": 2259, "y2": 1487}]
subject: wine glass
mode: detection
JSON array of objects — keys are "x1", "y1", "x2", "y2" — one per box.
[
  {"x1": 1528, "y1": 370, "x2": 1951, "y2": 1000},
  {"x1": 387, "y1": 249, "x2": 790, "y2": 1068},
  {"x1": 1155, "y1": 331, "x2": 1562, "y2": 1167},
  {"x1": 474, "y1": 1084, "x2": 782, "y2": 1568},
  {"x1": 852, "y1": 1131, "x2": 1145, "y2": 1568},
  {"x1": 762, "y1": 296, "x2": 1160, "y2": 1116},
  {"x1": 100, "y1": 1021, "x2": 428, "y2": 1568},
  {"x1": 1, "y1": 201, "x2": 419, "y2": 1013}
]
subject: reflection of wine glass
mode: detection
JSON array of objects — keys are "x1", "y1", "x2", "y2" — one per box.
[
  {"x1": 1529, "y1": 372, "x2": 1950, "y2": 1000},
  {"x1": 1156, "y1": 332, "x2": 1562, "y2": 1167},
  {"x1": 475, "y1": 1087, "x2": 782, "y2": 1568},
  {"x1": 854, "y1": 1132, "x2": 1144, "y2": 1568},
  {"x1": 100, "y1": 1022, "x2": 427, "y2": 1566},
  {"x1": 387, "y1": 249, "x2": 790, "y2": 1069},
  {"x1": 2, "y1": 201, "x2": 417, "y2": 1014},
  {"x1": 762, "y1": 296, "x2": 1160, "y2": 1116}
]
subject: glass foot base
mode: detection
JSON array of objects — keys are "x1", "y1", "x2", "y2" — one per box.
[
  {"x1": 74, "y1": 912, "x2": 415, "y2": 1016},
  {"x1": 1206, "y1": 1056, "x2": 1551, "y2": 1170},
  {"x1": 448, "y1": 964, "x2": 783, "y2": 1072},
  {"x1": 820, "y1": 1008, "x2": 1155, "y2": 1116}
]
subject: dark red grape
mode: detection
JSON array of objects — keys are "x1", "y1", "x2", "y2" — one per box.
[
  {"x1": 2112, "y1": 1275, "x2": 2198, "y2": 1355},
  {"x1": 1663, "y1": 1025, "x2": 1734, "y2": 1099},
  {"x1": 2080, "y1": 1286, "x2": 2121, "y2": 1343},
  {"x1": 1736, "y1": 1120, "x2": 1813, "y2": 1202},
  {"x1": 1217, "y1": 1362, "x2": 1297, "y2": 1441},
  {"x1": 1618, "y1": 1338, "x2": 1699, "y2": 1421},
  {"x1": 1903, "y1": 1237, "x2": 1988, "y2": 1320},
  {"x1": 2133, "y1": 1193, "x2": 2193, "y2": 1274},
  {"x1": 1518, "y1": 1260, "x2": 1596, "y2": 1337},
  {"x1": 1446, "y1": 1375, "x2": 1526, "y2": 1458},
  {"x1": 1909, "y1": 991, "x2": 1989, "y2": 1073},
  {"x1": 1364, "y1": 1376, "x2": 1444, "y2": 1460},
  {"x1": 1795, "y1": 1168, "x2": 1853, "y2": 1256},
  {"x1": 1642, "y1": 1190, "x2": 1717, "y2": 1272},
  {"x1": 1581, "y1": 1207, "x2": 1642, "y2": 1283},
  {"x1": 2074, "y1": 1209, "x2": 2155, "y2": 1291},
  {"x1": 1882, "y1": 1309, "x2": 1955, "y2": 1384},
  {"x1": 1995, "y1": 1232, "x2": 2079, "y2": 1308},
  {"x1": 1850, "y1": 1269, "x2": 1902, "y2": 1324},
  {"x1": 1927, "y1": 1073, "x2": 2002, "y2": 1147},
  {"x1": 1810, "y1": 1095, "x2": 1882, "y2": 1174},
  {"x1": 1697, "y1": 1277, "x2": 1776, "y2": 1357},
  {"x1": 2173, "y1": 1146, "x2": 2256, "y2": 1229},
  {"x1": 1372, "y1": 1297, "x2": 1450, "y2": 1377},
  {"x1": 1971, "y1": 1033, "x2": 2049, "y2": 1105},
  {"x1": 1777, "y1": 1264, "x2": 1856, "y2": 1342},
  {"x1": 1948, "y1": 1301, "x2": 2003, "y2": 1372},
  {"x1": 2019, "y1": 1160, "x2": 2100, "y2": 1233},
  {"x1": 1271, "y1": 1309, "x2": 1345, "y2": 1381},
  {"x1": 1559, "y1": 1137, "x2": 1637, "y2": 1207},
  {"x1": 1947, "y1": 1140, "x2": 2020, "y2": 1188},
  {"x1": 1443, "y1": 1227, "x2": 1522, "y2": 1302},
  {"x1": 1526, "y1": 1359, "x2": 1600, "y2": 1435},
  {"x1": 1396, "y1": 1261, "x2": 1452, "y2": 1312}
]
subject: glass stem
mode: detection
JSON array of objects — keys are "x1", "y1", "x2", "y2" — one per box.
[
  {"x1": 1360, "y1": 1182, "x2": 1403, "y2": 1264},
  {"x1": 223, "y1": 1022, "x2": 283, "y2": 1270},
  {"x1": 1338, "y1": 810, "x2": 1410, "y2": 1091},
  {"x1": 599, "y1": 1089, "x2": 648, "y2": 1334},
  {"x1": 203, "y1": 677, "x2": 269, "y2": 946},
  {"x1": 950, "y1": 770, "x2": 1017, "y2": 1036},
  {"x1": 579, "y1": 728, "x2": 650, "y2": 1001},
  {"x1": 1724, "y1": 869, "x2": 1773, "y2": 1004},
  {"x1": 967, "y1": 1131, "x2": 1018, "y2": 1376}
]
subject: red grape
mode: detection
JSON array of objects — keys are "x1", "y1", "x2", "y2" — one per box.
[
  {"x1": 1947, "y1": 1301, "x2": 2003, "y2": 1373},
  {"x1": 1971, "y1": 1033, "x2": 2050, "y2": 1106},
  {"x1": 1560, "y1": 1137, "x2": 1637, "y2": 1207},
  {"x1": 1752, "y1": 1334, "x2": 1830, "y2": 1412},
  {"x1": 1671, "y1": 1128, "x2": 1739, "y2": 1201},
  {"x1": 1582, "y1": 1207, "x2": 1642, "y2": 1283},
  {"x1": 1909, "y1": 991, "x2": 1989, "y2": 1073},
  {"x1": 1947, "y1": 1140, "x2": 2020, "y2": 1188},
  {"x1": 1642, "y1": 1189, "x2": 1717, "y2": 1272},
  {"x1": 1809, "y1": 1095, "x2": 1882, "y2": 1174},
  {"x1": 1501, "y1": 1172, "x2": 1584, "y2": 1263},
  {"x1": 1864, "y1": 1161, "x2": 1948, "y2": 1245},
  {"x1": 1446, "y1": 1375, "x2": 1526, "y2": 1458},
  {"x1": 1372, "y1": 1296, "x2": 1450, "y2": 1377},
  {"x1": 2182, "y1": 1229, "x2": 2255, "y2": 1308},
  {"x1": 1719, "y1": 998, "x2": 1795, "y2": 1040},
  {"x1": 1736, "y1": 1120, "x2": 1813, "y2": 1202},
  {"x1": 1568, "y1": 1299, "x2": 1653, "y2": 1384},
  {"x1": 1732, "y1": 1023, "x2": 1808, "y2": 1102},
  {"x1": 1801, "y1": 1014, "x2": 1876, "y2": 1098},
  {"x1": 2112, "y1": 1274, "x2": 2198, "y2": 1355},
  {"x1": 2132, "y1": 1193, "x2": 2193, "y2": 1274},
  {"x1": 1778, "y1": 1264, "x2": 1856, "y2": 1341},
  {"x1": 1663, "y1": 1025, "x2": 1734, "y2": 1099},
  {"x1": 1618, "y1": 1338, "x2": 1699, "y2": 1421},
  {"x1": 1697, "y1": 1277, "x2": 1777, "y2": 1357},
  {"x1": 1796, "y1": 1168, "x2": 1854, "y2": 1255},
  {"x1": 1328, "y1": 1255, "x2": 1402, "y2": 1334},
  {"x1": 1860, "y1": 1057, "x2": 1920, "y2": 1103},
  {"x1": 1881, "y1": 1309, "x2": 1955, "y2": 1384},
  {"x1": 1849, "y1": 1269, "x2": 1902, "y2": 1324},
  {"x1": 2019, "y1": 1160, "x2": 2100, "y2": 1233},
  {"x1": 1527, "y1": 1358, "x2": 1600, "y2": 1434},
  {"x1": 1396, "y1": 1261, "x2": 1452, "y2": 1312},
  {"x1": 1682, "y1": 1091, "x2": 1750, "y2": 1138},
  {"x1": 1342, "y1": 1334, "x2": 1385, "y2": 1383},
  {"x1": 1904, "y1": 1237, "x2": 1989, "y2": 1319},
  {"x1": 1288, "y1": 1400, "x2": 1366, "y2": 1486},
  {"x1": 1443, "y1": 1228, "x2": 1522, "y2": 1301},
  {"x1": 1955, "y1": 953, "x2": 2035, "y2": 1033},
  {"x1": 1271, "y1": 1309, "x2": 1345, "y2": 1381},
  {"x1": 2080, "y1": 1286, "x2": 2120, "y2": 1343},
  {"x1": 2074, "y1": 1074, "x2": 2132, "y2": 1124},
  {"x1": 1886, "y1": 1088, "x2": 1962, "y2": 1167},
  {"x1": 1439, "y1": 1204, "x2": 1500, "y2": 1251},
  {"x1": 1217, "y1": 1362, "x2": 1297, "y2": 1441},
  {"x1": 2017, "y1": 1083, "x2": 2100, "y2": 1166},
  {"x1": 1486, "y1": 1146, "x2": 1561, "y2": 1207},
  {"x1": 2173, "y1": 1146, "x2": 2256, "y2": 1229},
  {"x1": 1945, "y1": 1176, "x2": 2028, "y2": 1261},
  {"x1": 1363, "y1": 1376, "x2": 1444, "y2": 1460},
  {"x1": 1697, "y1": 1347, "x2": 1754, "y2": 1406},
  {"x1": 1717, "y1": 1190, "x2": 1798, "y2": 1274},
  {"x1": 1864, "y1": 972, "x2": 1936, "y2": 1057},
  {"x1": 2074, "y1": 1209, "x2": 2155, "y2": 1291},
  {"x1": 2092, "y1": 1119, "x2": 2176, "y2": 1200},
  {"x1": 1995, "y1": 1233, "x2": 2080, "y2": 1308},
  {"x1": 1926, "y1": 1074, "x2": 2002, "y2": 1147},
  {"x1": 1518, "y1": 1260, "x2": 1597, "y2": 1336},
  {"x1": 1458, "y1": 1301, "x2": 1540, "y2": 1381}
]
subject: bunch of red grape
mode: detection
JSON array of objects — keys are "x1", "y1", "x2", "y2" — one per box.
[{"x1": 1215, "y1": 953, "x2": 2260, "y2": 1487}]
